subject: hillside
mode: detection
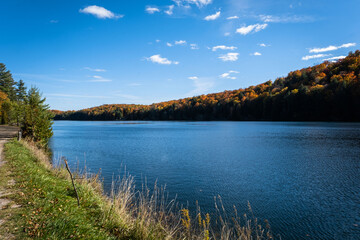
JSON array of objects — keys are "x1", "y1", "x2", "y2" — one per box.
[{"x1": 54, "y1": 50, "x2": 360, "y2": 121}]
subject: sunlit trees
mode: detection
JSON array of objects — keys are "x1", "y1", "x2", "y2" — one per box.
[
  {"x1": 55, "y1": 50, "x2": 360, "y2": 122},
  {"x1": 0, "y1": 91, "x2": 10, "y2": 124},
  {"x1": 0, "y1": 63, "x2": 17, "y2": 101},
  {"x1": 22, "y1": 87, "x2": 53, "y2": 147},
  {"x1": 0, "y1": 63, "x2": 53, "y2": 146}
]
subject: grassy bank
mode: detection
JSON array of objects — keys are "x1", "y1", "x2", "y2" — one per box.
[
  {"x1": 1, "y1": 140, "x2": 129, "y2": 239},
  {"x1": 1, "y1": 140, "x2": 173, "y2": 239},
  {"x1": 0, "y1": 140, "x2": 273, "y2": 239}
]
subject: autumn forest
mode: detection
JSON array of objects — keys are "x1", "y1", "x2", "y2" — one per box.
[{"x1": 54, "y1": 50, "x2": 360, "y2": 122}]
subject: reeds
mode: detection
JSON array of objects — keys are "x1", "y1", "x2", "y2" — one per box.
[
  {"x1": 21, "y1": 138, "x2": 52, "y2": 169},
  {"x1": 41, "y1": 141, "x2": 275, "y2": 239}
]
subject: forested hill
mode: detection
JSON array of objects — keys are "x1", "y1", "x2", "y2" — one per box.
[{"x1": 54, "y1": 51, "x2": 360, "y2": 121}]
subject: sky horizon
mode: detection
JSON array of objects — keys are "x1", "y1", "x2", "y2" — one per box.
[{"x1": 1, "y1": 0, "x2": 359, "y2": 111}]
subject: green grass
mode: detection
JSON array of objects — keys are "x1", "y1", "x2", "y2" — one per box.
[
  {"x1": 2, "y1": 140, "x2": 132, "y2": 239},
  {"x1": 1, "y1": 140, "x2": 274, "y2": 240},
  {"x1": 0, "y1": 143, "x2": 25, "y2": 239}
]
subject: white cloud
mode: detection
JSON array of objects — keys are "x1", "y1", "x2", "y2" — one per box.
[
  {"x1": 165, "y1": 5, "x2": 175, "y2": 15},
  {"x1": 212, "y1": 45, "x2": 237, "y2": 51},
  {"x1": 220, "y1": 70, "x2": 239, "y2": 79},
  {"x1": 204, "y1": 11, "x2": 221, "y2": 21},
  {"x1": 83, "y1": 67, "x2": 106, "y2": 72},
  {"x1": 236, "y1": 23, "x2": 267, "y2": 35},
  {"x1": 175, "y1": 40, "x2": 187, "y2": 45},
  {"x1": 323, "y1": 56, "x2": 346, "y2": 61},
  {"x1": 340, "y1": 43, "x2": 356, "y2": 48},
  {"x1": 220, "y1": 73, "x2": 232, "y2": 79},
  {"x1": 50, "y1": 20, "x2": 59, "y2": 23},
  {"x1": 147, "y1": 54, "x2": 179, "y2": 65},
  {"x1": 188, "y1": 77, "x2": 214, "y2": 96},
  {"x1": 79, "y1": 5, "x2": 123, "y2": 19},
  {"x1": 259, "y1": 15, "x2": 314, "y2": 23},
  {"x1": 219, "y1": 52, "x2": 239, "y2": 62},
  {"x1": 310, "y1": 46, "x2": 337, "y2": 53},
  {"x1": 302, "y1": 54, "x2": 330, "y2": 61},
  {"x1": 146, "y1": 6, "x2": 160, "y2": 14},
  {"x1": 190, "y1": 44, "x2": 199, "y2": 50},
  {"x1": 251, "y1": 52, "x2": 262, "y2": 56},
  {"x1": 90, "y1": 75, "x2": 112, "y2": 82},
  {"x1": 224, "y1": 32, "x2": 231, "y2": 36},
  {"x1": 177, "y1": 0, "x2": 213, "y2": 8},
  {"x1": 165, "y1": 40, "x2": 187, "y2": 47},
  {"x1": 259, "y1": 43, "x2": 270, "y2": 47},
  {"x1": 227, "y1": 16, "x2": 239, "y2": 20},
  {"x1": 156, "y1": 39, "x2": 161, "y2": 43},
  {"x1": 309, "y1": 43, "x2": 356, "y2": 53},
  {"x1": 188, "y1": 76, "x2": 198, "y2": 80}
]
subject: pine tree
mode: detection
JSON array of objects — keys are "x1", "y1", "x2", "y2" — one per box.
[
  {"x1": 16, "y1": 79, "x2": 27, "y2": 101},
  {"x1": 0, "y1": 63, "x2": 17, "y2": 101},
  {"x1": 23, "y1": 87, "x2": 53, "y2": 147},
  {"x1": 12, "y1": 79, "x2": 28, "y2": 126}
]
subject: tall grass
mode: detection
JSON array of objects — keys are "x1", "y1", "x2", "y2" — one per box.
[{"x1": 23, "y1": 139, "x2": 275, "y2": 239}]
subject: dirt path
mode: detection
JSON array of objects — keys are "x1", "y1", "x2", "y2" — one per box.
[
  {"x1": 0, "y1": 126, "x2": 19, "y2": 168},
  {"x1": 0, "y1": 126, "x2": 20, "y2": 239}
]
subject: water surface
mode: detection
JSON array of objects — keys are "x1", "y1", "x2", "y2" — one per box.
[{"x1": 50, "y1": 121, "x2": 360, "y2": 239}]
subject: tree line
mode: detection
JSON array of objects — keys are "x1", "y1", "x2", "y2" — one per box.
[
  {"x1": 54, "y1": 50, "x2": 360, "y2": 122},
  {"x1": 0, "y1": 63, "x2": 53, "y2": 147}
]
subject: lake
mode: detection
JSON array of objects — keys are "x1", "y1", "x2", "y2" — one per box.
[{"x1": 50, "y1": 121, "x2": 360, "y2": 239}]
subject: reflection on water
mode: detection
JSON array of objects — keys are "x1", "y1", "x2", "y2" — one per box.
[{"x1": 50, "y1": 121, "x2": 360, "y2": 239}]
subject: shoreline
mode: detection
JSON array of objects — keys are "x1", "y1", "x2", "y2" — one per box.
[{"x1": 1, "y1": 137, "x2": 273, "y2": 239}]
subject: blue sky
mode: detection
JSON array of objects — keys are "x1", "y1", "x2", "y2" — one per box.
[{"x1": 1, "y1": 0, "x2": 359, "y2": 110}]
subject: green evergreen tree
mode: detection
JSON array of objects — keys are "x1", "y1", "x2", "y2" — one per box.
[
  {"x1": 12, "y1": 79, "x2": 28, "y2": 126},
  {"x1": 0, "y1": 63, "x2": 17, "y2": 101},
  {"x1": 16, "y1": 79, "x2": 27, "y2": 101},
  {"x1": 23, "y1": 87, "x2": 53, "y2": 147}
]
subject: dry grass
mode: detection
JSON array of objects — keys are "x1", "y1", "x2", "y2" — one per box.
[
  {"x1": 23, "y1": 139, "x2": 275, "y2": 239},
  {"x1": 21, "y1": 138, "x2": 52, "y2": 169}
]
